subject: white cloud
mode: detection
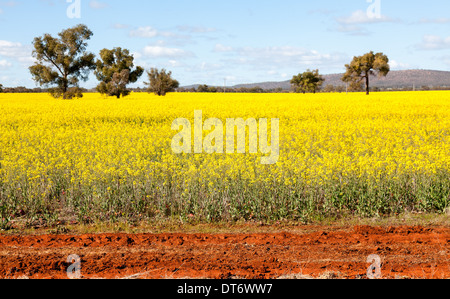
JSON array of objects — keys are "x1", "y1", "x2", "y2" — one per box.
[
  {"x1": 214, "y1": 44, "x2": 233, "y2": 52},
  {"x1": 131, "y1": 51, "x2": 142, "y2": 60},
  {"x1": 213, "y1": 45, "x2": 349, "y2": 76},
  {"x1": 182, "y1": 61, "x2": 224, "y2": 74},
  {"x1": 417, "y1": 35, "x2": 450, "y2": 50},
  {"x1": 336, "y1": 10, "x2": 395, "y2": 35},
  {"x1": 0, "y1": 40, "x2": 34, "y2": 65},
  {"x1": 168, "y1": 60, "x2": 177, "y2": 66},
  {"x1": 200, "y1": 61, "x2": 222, "y2": 71},
  {"x1": 129, "y1": 25, "x2": 217, "y2": 47},
  {"x1": 0, "y1": 40, "x2": 20, "y2": 53},
  {"x1": 176, "y1": 25, "x2": 216, "y2": 33},
  {"x1": 228, "y1": 46, "x2": 348, "y2": 70},
  {"x1": 225, "y1": 75, "x2": 236, "y2": 81},
  {"x1": 129, "y1": 26, "x2": 176, "y2": 39},
  {"x1": 129, "y1": 26, "x2": 158, "y2": 38},
  {"x1": 418, "y1": 18, "x2": 450, "y2": 24},
  {"x1": 0, "y1": 59, "x2": 12, "y2": 69},
  {"x1": 141, "y1": 46, "x2": 193, "y2": 58},
  {"x1": 89, "y1": 0, "x2": 108, "y2": 9},
  {"x1": 389, "y1": 60, "x2": 410, "y2": 70},
  {"x1": 337, "y1": 10, "x2": 393, "y2": 25}
]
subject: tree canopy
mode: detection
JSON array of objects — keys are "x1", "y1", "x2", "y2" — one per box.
[
  {"x1": 342, "y1": 51, "x2": 390, "y2": 95},
  {"x1": 94, "y1": 47, "x2": 144, "y2": 98},
  {"x1": 144, "y1": 68, "x2": 179, "y2": 96},
  {"x1": 291, "y1": 69, "x2": 324, "y2": 94},
  {"x1": 29, "y1": 24, "x2": 96, "y2": 99}
]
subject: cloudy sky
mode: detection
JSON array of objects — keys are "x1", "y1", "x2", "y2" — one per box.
[{"x1": 0, "y1": 0, "x2": 450, "y2": 88}]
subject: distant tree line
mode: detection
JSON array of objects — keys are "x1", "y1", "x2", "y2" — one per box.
[
  {"x1": 4, "y1": 84, "x2": 448, "y2": 94},
  {"x1": 0, "y1": 86, "x2": 89, "y2": 93},
  {"x1": 173, "y1": 85, "x2": 450, "y2": 94},
  {"x1": 3, "y1": 83, "x2": 448, "y2": 95},
  {"x1": 175, "y1": 85, "x2": 286, "y2": 93}
]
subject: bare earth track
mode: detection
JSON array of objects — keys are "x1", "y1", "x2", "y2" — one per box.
[{"x1": 0, "y1": 225, "x2": 448, "y2": 279}]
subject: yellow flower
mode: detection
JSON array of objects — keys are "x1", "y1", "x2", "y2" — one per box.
[{"x1": 0, "y1": 91, "x2": 449, "y2": 203}]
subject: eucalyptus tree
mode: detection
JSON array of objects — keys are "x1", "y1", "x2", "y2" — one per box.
[
  {"x1": 95, "y1": 47, "x2": 144, "y2": 98},
  {"x1": 29, "y1": 24, "x2": 96, "y2": 99},
  {"x1": 342, "y1": 51, "x2": 390, "y2": 95}
]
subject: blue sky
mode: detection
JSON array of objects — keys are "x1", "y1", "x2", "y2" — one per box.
[{"x1": 1, "y1": 0, "x2": 450, "y2": 88}]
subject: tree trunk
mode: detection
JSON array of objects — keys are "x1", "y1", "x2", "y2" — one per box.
[
  {"x1": 365, "y1": 73, "x2": 370, "y2": 95},
  {"x1": 62, "y1": 76, "x2": 69, "y2": 99}
]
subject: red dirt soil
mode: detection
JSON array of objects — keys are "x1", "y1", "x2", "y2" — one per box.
[{"x1": 0, "y1": 225, "x2": 448, "y2": 279}]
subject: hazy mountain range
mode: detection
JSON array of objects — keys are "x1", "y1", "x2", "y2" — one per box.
[{"x1": 185, "y1": 70, "x2": 450, "y2": 90}]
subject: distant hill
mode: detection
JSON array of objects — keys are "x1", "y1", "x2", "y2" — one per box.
[{"x1": 222, "y1": 70, "x2": 450, "y2": 90}]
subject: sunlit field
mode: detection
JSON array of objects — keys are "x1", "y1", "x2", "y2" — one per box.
[{"x1": 0, "y1": 91, "x2": 449, "y2": 228}]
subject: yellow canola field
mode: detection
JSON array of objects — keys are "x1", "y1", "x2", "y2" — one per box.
[{"x1": 0, "y1": 91, "x2": 449, "y2": 221}]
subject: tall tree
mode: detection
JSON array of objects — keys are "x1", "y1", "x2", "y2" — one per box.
[
  {"x1": 291, "y1": 69, "x2": 324, "y2": 94},
  {"x1": 144, "y1": 68, "x2": 179, "y2": 96},
  {"x1": 29, "y1": 24, "x2": 96, "y2": 99},
  {"x1": 342, "y1": 51, "x2": 390, "y2": 95},
  {"x1": 0, "y1": 84, "x2": 3, "y2": 93},
  {"x1": 94, "y1": 47, "x2": 144, "y2": 98}
]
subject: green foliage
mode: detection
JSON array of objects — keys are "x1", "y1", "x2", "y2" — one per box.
[
  {"x1": 29, "y1": 24, "x2": 96, "y2": 99},
  {"x1": 342, "y1": 51, "x2": 390, "y2": 95},
  {"x1": 0, "y1": 204, "x2": 12, "y2": 231},
  {"x1": 49, "y1": 87, "x2": 83, "y2": 99},
  {"x1": 348, "y1": 81, "x2": 364, "y2": 92},
  {"x1": 291, "y1": 69, "x2": 324, "y2": 94},
  {"x1": 197, "y1": 84, "x2": 210, "y2": 93},
  {"x1": 0, "y1": 83, "x2": 3, "y2": 93},
  {"x1": 144, "y1": 68, "x2": 180, "y2": 96},
  {"x1": 95, "y1": 47, "x2": 144, "y2": 98},
  {"x1": 1, "y1": 170, "x2": 448, "y2": 226}
]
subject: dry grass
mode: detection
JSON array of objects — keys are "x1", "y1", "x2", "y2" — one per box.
[{"x1": 2, "y1": 211, "x2": 447, "y2": 237}]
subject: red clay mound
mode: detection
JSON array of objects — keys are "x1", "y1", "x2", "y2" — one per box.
[{"x1": 0, "y1": 225, "x2": 448, "y2": 279}]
